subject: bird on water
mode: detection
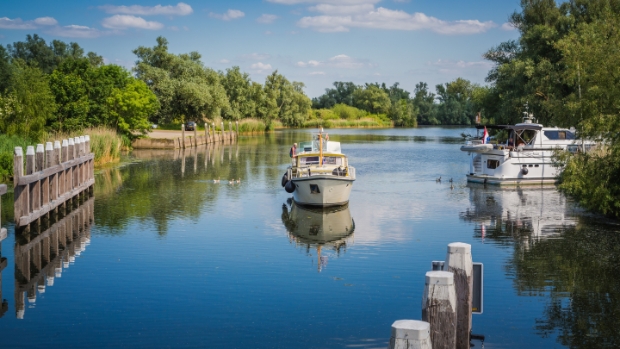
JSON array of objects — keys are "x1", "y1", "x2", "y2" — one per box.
[
  {"x1": 213, "y1": 177, "x2": 220, "y2": 183},
  {"x1": 436, "y1": 176, "x2": 441, "y2": 182}
]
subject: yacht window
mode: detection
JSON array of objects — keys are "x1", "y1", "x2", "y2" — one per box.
[
  {"x1": 322, "y1": 157, "x2": 343, "y2": 166},
  {"x1": 310, "y1": 184, "x2": 321, "y2": 194},
  {"x1": 487, "y1": 159, "x2": 500, "y2": 169},
  {"x1": 300, "y1": 156, "x2": 320, "y2": 165},
  {"x1": 544, "y1": 130, "x2": 576, "y2": 140}
]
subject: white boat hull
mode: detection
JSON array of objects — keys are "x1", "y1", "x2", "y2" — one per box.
[{"x1": 291, "y1": 176, "x2": 354, "y2": 207}]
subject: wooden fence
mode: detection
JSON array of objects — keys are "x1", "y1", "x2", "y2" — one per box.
[
  {"x1": 0, "y1": 183, "x2": 7, "y2": 318},
  {"x1": 131, "y1": 121, "x2": 238, "y2": 149},
  {"x1": 13, "y1": 136, "x2": 94, "y2": 228},
  {"x1": 0, "y1": 184, "x2": 6, "y2": 241}
]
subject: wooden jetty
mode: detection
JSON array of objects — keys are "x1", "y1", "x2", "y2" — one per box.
[
  {"x1": 132, "y1": 121, "x2": 238, "y2": 149},
  {"x1": 13, "y1": 136, "x2": 94, "y2": 229},
  {"x1": 14, "y1": 196, "x2": 94, "y2": 319}
]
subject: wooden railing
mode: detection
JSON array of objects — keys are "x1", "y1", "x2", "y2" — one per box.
[{"x1": 13, "y1": 136, "x2": 94, "y2": 228}]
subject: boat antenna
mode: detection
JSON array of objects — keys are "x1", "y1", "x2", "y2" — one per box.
[{"x1": 319, "y1": 127, "x2": 323, "y2": 166}]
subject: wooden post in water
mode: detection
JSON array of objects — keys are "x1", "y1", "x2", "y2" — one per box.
[
  {"x1": 44, "y1": 142, "x2": 53, "y2": 220},
  {"x1": 221, "y1": 122, "x2": 225, "y2": 142},
  {"x1": 35, "y1": 144, "x2": 44, "y2": 223},
  {"x1": 446, "y1": 242, "x2": 473, "y2": 349},
  {"x1": 68, "y1": 138, "x2": 75, "y2": 206},
  {"x1": 0, "y1": 184, "x2": 6, "y2": 240},
  {"x1": 236, "y1": 121, "x2": 239, "y2": 134},
  {"x1": 422, "y1": 271, "x2": 457, "y2": 349},
  {"x1": 389, "y1": 320, "x2": 432, "y2": 349},
  {"x1": 53, "y1": 141, "x2": 61, "y2": 214},
  {"x1": 182, "y1": 124, "x2": 186, "y2": 149},
  {"x1": 205, "y1": 123, "x2": 208, "y2": 143},
  {"x1": 61, "y1": 139, "x2": 68, "y2": 212},
  {"x1": 194, "y1": 127, "x2": 198, "y2": 147}
]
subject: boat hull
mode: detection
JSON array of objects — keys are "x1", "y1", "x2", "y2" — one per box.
[
  {"x1": 466, "y1": 174, "x2": 557, "y2": 186},
  {"x1": 291, "y1": 176, "x2": 354, "y2": 207}
]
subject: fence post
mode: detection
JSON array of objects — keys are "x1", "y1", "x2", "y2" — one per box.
[
  {"x1": 53, "y1": 141, "x2": 61, "y2": 213},
  {"x1": 13, "y1": 147, "x2": 27, "y2": 225},
  {"x1": 236, "y1": 121, "x2": 239, "y2": 134},
  {"x1": 68, "y1": 138, "x2": 75, "y2": 201},
  {"x1": 44, "y1": 142, "x2": 53, "y2": 219},
  {"x1": 61, "y1": 140, "x2": 69, "y2": 212},
  {"x1": 73, "y1": 137, "x2": 81, "y2": 200},
  {"x1": 35, "y1": 144, "x2": 44, "y2": 222},
  {"x1": 221, "y1": 122, "x2": 225, "y2": 141},
  {"x1": 79, "y1": 136, "x2": 86, "y2": 189},
  {"x1": 389, "y1": 320, "x2": 432, "y2": 349},
  {"x1": 422, "y1": 271, "x2": 457, "y2": 349},
  {"x1": 446, "y1": 242, "x2": 473, "y2": 349}
]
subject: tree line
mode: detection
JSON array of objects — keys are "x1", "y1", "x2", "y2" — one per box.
[{"x1": 312, "y1": 78, "x2": 495, "y2": 127}]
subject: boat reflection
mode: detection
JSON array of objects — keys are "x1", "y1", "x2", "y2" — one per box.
[
  {"x1": 460, "y1": 183, "x2": 579, "y2": 246},
  {"x1": 0, "y1": 234, "x2": 7, "y2": 318},
  {"x1": 281, "y1": 201, "x2": 355, "y2": 272},
  {"x1": 14, "y1": 197, "x2": 94, "y2": 319}
]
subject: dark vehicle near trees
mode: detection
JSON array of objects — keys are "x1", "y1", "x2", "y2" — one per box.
[{"x1": 185, "y1": 121, "x2": 196, "y2": 131}]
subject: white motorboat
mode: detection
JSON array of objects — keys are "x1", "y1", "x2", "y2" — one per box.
[
  {"x1": 461, "y1": 111, "x2": 596, "y2": 186},
  {"x1": 282, "y1": 130, "x2": 355, "y2": 207}
]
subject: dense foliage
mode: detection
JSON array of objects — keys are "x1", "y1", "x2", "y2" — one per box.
[{"x1": 482, "y1": 0, "x2": 620, "y2": 218}]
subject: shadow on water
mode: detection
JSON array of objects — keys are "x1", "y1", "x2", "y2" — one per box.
[
  {"x1": 281, "y1": 201, "x2": 355, "y2": 272},
  {"x1": 461, "y1": 183, "x2": 620, "y2": 348}
]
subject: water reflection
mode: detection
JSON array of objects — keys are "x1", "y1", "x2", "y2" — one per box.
[
  {"x1": 460, "y1": 184, "x2": 579, "y2": 246},
  {"x1": 281, "y1": 201, "x2": 355, "y2": 272},
  {"x1": 14, "y1": 197, "x2": 94, "y2": 319},
  {"x1": 461, "y1": 184, "x2": 620, "y2": 348},
  {"x1": 0, "y1": 236, "x2": 7, "y2": 318}
]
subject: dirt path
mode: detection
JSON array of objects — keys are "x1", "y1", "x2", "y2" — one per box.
[{"x1": 146, "y1": 130, "x2": 186, "y2": 139}]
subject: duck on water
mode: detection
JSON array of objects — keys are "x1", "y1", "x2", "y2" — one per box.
[{"x1": 281, "y1": 129, "x2": 356, "y2": 207}]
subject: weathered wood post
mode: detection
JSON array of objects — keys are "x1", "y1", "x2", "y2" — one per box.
[
  {"x1": 73, "y1": 137, "x2": 81, "y2": 202},
  {"x1": 79, "y1": 136, "x2": 86, "y2": 191},
  {"x1": 446, "y1": 242, "x2": 473, "y2": 349},
  {"x1": 236, "y1": 120, "x2": 239, "y2": 134},
  {"x1": 422, "y1": 270, "x2": 457, "y2": 349},
  {"x1": 61, "y1": 139, "x2": 68, "y2": 212},
  {"x1": 204, "y1": 123, "x2": 208, "y2": 143},
  {"x1": 35, "y1": 144, "x2": 44, "y2": 222},
  {"x1": 193, "y1": 127, "x2": 198, "y2": 147},
  {"x1": 221, "y1": 122, "x2": 225, "y2": 142},
  {"x1": 182, "y1": 124, "x2": 186, "y2": 149},
  {"x1": 13, "y1": 147, "x2": 27, "y2": 225},
  {"x1": 389, "y1": 320, "x2": 432, "y2": 349},
  {"x1": 0, "y1": 184, "x2": 7, "y2": 240},
  {"x1": 44, "y1": 142, "x2": 53, "y2": 220},
  {"x1": 53, "y1": 141, "x2": 61, "y2": 214},
  {"x1": 67, "y1": 138, "x2": 75, "y2": 204}
]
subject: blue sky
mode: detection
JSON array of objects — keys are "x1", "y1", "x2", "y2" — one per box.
[{"x1": 0, "y1": 0, "x2": 521, "y2": 97}]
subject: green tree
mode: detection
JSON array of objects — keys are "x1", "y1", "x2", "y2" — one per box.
[
  {"x1": 413, "y1": 82, "x2": 438, "y2": 125},
  {"x1": 133, "y1": 37, "x2": 229, "y2": 124},
  {"x1": 0, "y1": 61, "x2": 56, "y2": 140},
  {"x1": 352, "y1": 84, "x2": 391, "y2": 114},
  {"x1": 0, "y1": 45, "x2": 12, "y2": 93},
  {"x1": 221, "y1": 66, "x2": 253, "y2": 120},
  {"x1": 106, "y1": 79, "x2": 160, "y2": 137}
]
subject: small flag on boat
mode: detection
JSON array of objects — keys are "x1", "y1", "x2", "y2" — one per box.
[{"x1": 482, "y1": 126, "x2": 490, "y2": 144}]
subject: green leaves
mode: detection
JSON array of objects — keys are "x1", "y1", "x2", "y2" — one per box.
[{"x1": 106, "y1": 79, "x2": 159, "y2": 137}]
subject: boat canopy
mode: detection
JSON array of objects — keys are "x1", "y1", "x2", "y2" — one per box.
[
  {"x1": 475, "y1": 124, "x2": 543, "y2": 131},
  {"x1": 298, "y1": 140, "x2": 342, "y2": 154}
]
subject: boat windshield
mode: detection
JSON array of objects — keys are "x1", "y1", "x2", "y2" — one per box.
[{"x1": 299, "y1": 156, "x2": 344, "y2": 166}]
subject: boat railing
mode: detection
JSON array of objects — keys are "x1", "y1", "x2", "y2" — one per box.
[{"x1": 293, "y1": 165, "x2": 355, "y2": 179}]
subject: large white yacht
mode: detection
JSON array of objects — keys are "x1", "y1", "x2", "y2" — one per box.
[
  {"x1": 460, "y1": 111, "x2": 596, "y2": 185},
  {"x1": 282, "y1": 130, "x2": 355, "y2": 207}
]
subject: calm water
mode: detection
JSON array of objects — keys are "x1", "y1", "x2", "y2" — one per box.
[{"x1": 1, "y1": 128, "x2": 619, "y2": 349}]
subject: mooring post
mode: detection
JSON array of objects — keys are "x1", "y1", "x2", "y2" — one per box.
[
  {"x1": 446, "y1": 242, "x2": 473, "y2": 349},
  {"x1": 68, "y1": 138, "x2": 75, "y2": 202},
  {"x1": 221, "y1": 122, "x2": 225, "y2": 141},
  {"x1": 181, "y1": 124, "x2": 186, "y2": 149},
  {"x1": 389, "y1": 320, "x2": 432, "y2": 349},
  {"x1": 79, "y1": 136, "x2": 86, "y2": 190},
  {"x1": 44, "y1": 142, "x2": 53, "y2": 220},
  {"x1": 53, "y1": 141, "x2": 61, "y2": 214},
  {"x1": 193, "y1": 127, "x2": 198, "y2": 147},
  {"x1": 35, "y1": 144, "x2": 44, "y2": 222},
  {"x1": 61, "y1": 140, "x2": 68, "y2": 213},
  {"x1": 236, "y1": 121, "x2": 239, "y2": 134},
  {"x1": 74, "y1": 137, "x2": 81, "y2": 202},
  {"x1": 204, "y1": 123, "x2": 208, "y2": 143},
  {"x1": 422, "y1": 270, "x2": 457, "y2": 349}
]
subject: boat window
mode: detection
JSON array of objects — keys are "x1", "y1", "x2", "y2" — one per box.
[
  {"x1": 300, "y1": 156, "x2": 320, "y2": 165},
  {"x1": 322, "y1": 157, "x2": 343, "y2": 166},
  {"x1": 544, "y1": 130, "x2": 576, "y2": 140},
  {"x1": 487, "y1": 159, "x2": 500, "y2": 169},
  {"x1": 310, "y1": 184, "x2": 321, "y2": 194}
]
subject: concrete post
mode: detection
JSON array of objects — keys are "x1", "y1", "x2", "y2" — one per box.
[
  {"x1": 422, "y1": 271, "x2": 457, "y2": 349},
  {"x1": 446, "y1": 242, "x2": 473, "y2": 349},
  {"x1": 389, "y1": 320, "x2": 432, "y2": 349}
]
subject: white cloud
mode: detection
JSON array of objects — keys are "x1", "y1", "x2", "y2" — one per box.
[
  {"x1": 430, "y1": 59, "x2": 494, "y2": 75},
  {"x1": 264, "y1": 30, "x2": 273, "y2": 35},
  {"x1": 209, "y1": 9, "x2": 245, "y2": 21},
  {"x1": 102, "y1": 15, "x2": 164, "y2": 30},
  {"x1": 46, "y1": 25, "x2": 111, "y2": 38},
  {"x1": 99, "y1": 2, "x2": 193, "y2": 16},
  {"x1": 309, "y1": 4, "x2": 375, "y2": 15},
  {"x1": 219, "y1": 59, "x2": 230, "y2": 64},
  {"x1": 250, "y1": 62, "x2": 273, "y2": 73},
  {"x1": 34, "y1": 17, "x2": 58, "y2": 26},
  {"x1": 297, "y1": 54, "x2": 369, "y2": 69},
  {"x1": 240, "y1": 53, "x2": 271, "y2": 61},
  {"x1": 268, "y1": 0, "x2": 379, "y2": 4},
  {"x1": 0, "y1": 17, "x2": 38, "y2": 30},
  {"x1": 309, "y1": 71, "x2": 326, "y2": 75},
  {"x1": 257, "y1": 14, "x2": 278, "y2": 24},
  {"x1": 501, "y1": 22, "x2": 516, "y2": 31},
  {"x1": 297, "y1": 6, "x2": 496, "y2": 34}
]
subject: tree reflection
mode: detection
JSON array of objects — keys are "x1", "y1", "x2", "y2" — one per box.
[{"x1": 461, "y1": 184, "x2": 620, "y2": 348}]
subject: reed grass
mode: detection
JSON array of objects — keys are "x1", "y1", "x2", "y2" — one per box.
[
  {"x1": 0, "y1": 134, "x2": 34, "y2": 181},
  {"x1": 237, "y1": 118, "x2": 267, "y2": 133},
  {"x1": 46, "y1": 127, "x2": 124, "y2": 167}
]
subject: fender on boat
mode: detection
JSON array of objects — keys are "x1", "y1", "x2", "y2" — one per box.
[{"x1": 284, "y1": 180, "x2": 296, "y2": 193}]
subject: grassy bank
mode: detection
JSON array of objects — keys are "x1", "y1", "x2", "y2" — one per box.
[{"x1": 0, "y1": 127, "x2": 125, "y2": 182}]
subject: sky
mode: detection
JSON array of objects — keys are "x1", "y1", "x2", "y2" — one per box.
[{"x1": 0, "y1": 0, "x2": 521, "y2": 98}]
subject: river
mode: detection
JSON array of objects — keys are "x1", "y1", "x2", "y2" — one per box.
[{"x1": 0, "y1": 127, "x2": 618, "y2": 348}]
